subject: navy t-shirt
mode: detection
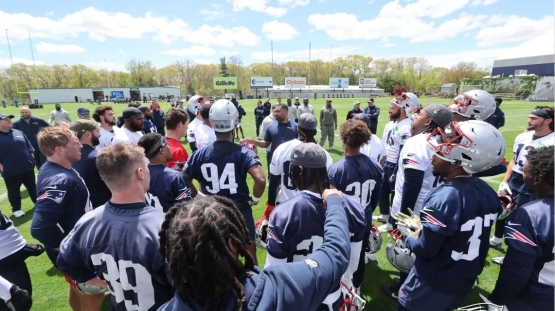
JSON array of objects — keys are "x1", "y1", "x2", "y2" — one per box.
[
  {"x1": 146, "y1": 164, "x2": 192, "y2": 212},
  {"x1": 72, "y1": 145, "x2": 111, "y2": 209},
  {"x1": 31, "y1": 161, "x2": 92, "y2": 266},
  {"x1": 184, "y1": 140, "x2": 260, "y2": 204},
  {"x1": 264, "y1": 121, "x2": 298, "y2": 154},
  {"x1": 0, "y1": 129, "x2": 35, "y2": 178},
  {"x1": 12, "y1": 116, "x2": 49, "y2": 150}
]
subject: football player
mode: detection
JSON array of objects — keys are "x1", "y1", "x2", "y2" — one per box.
[
  {"x1": 193, "y1": 103, "x2": 216, "y2": 150},
  {"x1": 381, "y1": 104, "x2": 453, "y2": 298},
  {"x1": 57, "y1": 143, "x2": 174, "y2": 311},
  {"x1": 261, "y1": 113, "x2": 332, "y2": 226},
  {"x1": 378, "y1": 92, "x2": 417, "y2": 233},
  {"x1": 265, "y1": 143, "x2": 365, "y2": 311},
  {"x1": 328, "y1": 119, "x2": 383, "y2": 294},
  {"x1": 92, "y1": 105, "x2": 122, "y2": 151},
  {"x1": 158, "y1": 190, "x2": 352, "y2": 311},
  {"x1": 392, "y1": 120, "x2": 504, "y2": 311},
  {"x1": 186, "y1": 95, "x2": 205, "y2": 152},
  {"x1": 353, "y1": 113, "x2": 386, "y2": 165},
  {"x1": 373, "y1": 115, "x2": 397, "y2": 224},
  {"x1": 490, "y1": 106, "x2": 554, "y2": 262},
  {"x1": 164, "y1": 108, "x2": 189, "y2": 172},
  {"x1": 30, "y1": 127, "x2": 104, "y2": 311},
  {"x1": 488, "y1": 146, "x2": 554, "y2": 311},
  {"x1": 138, "y1": 133, "x2": 192, "y2": 212},
  {"x1": 184, "y1": 99, "x2": 266, "y2": 264},
  {"x1": 448, "y1": 89, "x2": 507, "y2": 178}
]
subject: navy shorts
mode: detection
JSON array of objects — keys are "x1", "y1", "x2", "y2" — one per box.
[{"x1": 236, "y1": 201, "x2": 255, "y2": 241}]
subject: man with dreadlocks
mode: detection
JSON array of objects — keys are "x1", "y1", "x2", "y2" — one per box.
[
  {"x1": 57, "y1": 143, "x2": 173, "y2": 311},
  {"x1": 327, "y1": 119, "x2": 383, "y2": 295},
  {"x1": 353, "y1": 113, "x2": 386, "y2": 165},
  {"x1": 254, "y1": 113, "x2": 332, "y2": 247},
  {"x1": 380, "y1": 104, "x2": 453, "y2": 299},
  {"x1": 157, "y1": 189, "x2": 352, "y2": 311},
  {"x1": 265, "y1": 143, "x2": 365, "y2": 311},
  {"x1": 488, "y1": 146, "x2": 554, "y2": 311},
  {"x1": 184, "y1": 99, "x2": 266, "y2": 265}
]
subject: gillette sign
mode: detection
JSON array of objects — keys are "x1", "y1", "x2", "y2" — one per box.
[
  {"x1": 284, "y1": 77, "x2": 306, "y2": 88},
  {"x1": 250, "y1": 77, "x2": 273, "y2": 89},
  {"x1": 213, "y1": 77, "x2": 237, "y2": 89}
]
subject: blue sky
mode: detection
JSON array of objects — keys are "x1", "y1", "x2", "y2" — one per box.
[{"x1": 1, "y1": 0, "x2": 553, "y2": 71}]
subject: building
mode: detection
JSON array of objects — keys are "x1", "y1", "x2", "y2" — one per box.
[
  {"x1": 491, "y1": 31, "x2": 554, "y2": 101},
  {"x1": 440, "y1": 83, "x2": 457, "y2": 96},
  {"x1": 29, "y1": 86, "x2": 181, "y2": 104},
  {"x1": 264, "y1": 85, "x2": 386, "y2": 100}
]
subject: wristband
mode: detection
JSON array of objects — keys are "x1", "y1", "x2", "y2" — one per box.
[{"x1": 251, "y1": 196, "x2": 260, "y2": 203}]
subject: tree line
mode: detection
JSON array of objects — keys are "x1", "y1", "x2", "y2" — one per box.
[{"x1": 0, "y1": 55, "x2": 490, "y2": 99}]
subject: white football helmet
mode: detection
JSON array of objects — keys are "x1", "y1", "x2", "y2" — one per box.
[
  {"x1": 391, "y1": 92, "x2": 420, "y2": 115},
  {"x1": 385, "y1": 229, "x2": 415, "y2": 274},
  {"x1": 368, "y1": 224, "x2": 383, "y2": 254},
  {"x1": 449, "y1": 90, "x2": 496, "y2": 120},
  {"x1": 255, "y1": 219, "x2": 269, "y2": 249},
  {"x1": 187, "y1": 95, "x2": 204, "y2": 115},
  {"x1": 427, "y1": 120, "x2": 506, "y2": 174},
  {"x1": 209, "y1": 99, "x2": 238, "y2": 132}
]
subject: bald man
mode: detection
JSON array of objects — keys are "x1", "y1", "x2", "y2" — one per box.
[{"x1": 12, "y1": 106, "x2": 50, "y2": 169}]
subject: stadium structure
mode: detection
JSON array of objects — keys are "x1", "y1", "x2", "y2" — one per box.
[
  {"x1": 28, "y1": 86, "x2": 181, "y2": 104},
  {"x1": 491, "y1": 32, "x2": 554, "y2": 101}
]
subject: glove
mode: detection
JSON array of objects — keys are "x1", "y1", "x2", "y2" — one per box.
[
  {"x1": 393, "y1": 208, "x2": 421, "y2": 239},
  {"x1": 248, "y1": 196, "x2": 260, "y2": 206},
  {"x1": 6, "y1": 284, "x2": 32, "y2": 311},
  {"x1": 497, "y1": 182, "x2": 512, "y2": 195}
]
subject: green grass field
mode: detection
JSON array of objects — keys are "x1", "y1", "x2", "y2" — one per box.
[{"x1": 0, "y1": 97, "x2": 537, "y2": 310}]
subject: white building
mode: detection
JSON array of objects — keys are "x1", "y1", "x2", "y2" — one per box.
[{"x1": 29, "y1": 86, "x2": 181, "y2": 104}]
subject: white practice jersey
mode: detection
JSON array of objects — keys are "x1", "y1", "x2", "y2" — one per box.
[
  {"x1": 112, "y1": 127, "x2": 143, "y2": 145},
  {"x1": 270, "y1": 139, "x2": 333, "y2": 204},
  {"x1": 384, "y1": 118, "x2": 412, "y2": 164},
  {"x1": 391, "y1": 133, "x2": 445, "y2": 215},
  {"x1": 194, "y1": 124, "x2": 216, "y2": 150},
  {"x1": 512, "y1": 131, "x2": 555, "y2": 174},
  {"x1": 360, "y1": 135, "x2": 385, "y2": 166},
  {"x1": 187, "y1": 118, "x2": 202, "y2": 143},
  {"x1": 96, "y1": 127, "x2": 122, "y2": 151}
]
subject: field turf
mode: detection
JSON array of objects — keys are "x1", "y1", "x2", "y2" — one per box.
[{"x1": 0, "y1": 97, "x2": 538, "y2": 310}]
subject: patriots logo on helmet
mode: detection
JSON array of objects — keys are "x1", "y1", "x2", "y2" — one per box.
[
  {"x1": 505, "y1": 226, "x2": 537, "y2": 246},
  {"x1": 37, "y1": 189, "x2": 66, "y2": 204},
  {"x1": 420, "y1": 207, "x2": 446, "y2": 227}
]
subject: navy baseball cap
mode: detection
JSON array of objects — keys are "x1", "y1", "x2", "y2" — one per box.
[
  {"x1": 123, "y1": 107, "x2": 143, "y2": 120},
  {"x1": 0, "y1": 114, "x2": 14, "y2": 120},
  {"x1": 77, "y1": 107, "x2": 90, "y2": 115}
]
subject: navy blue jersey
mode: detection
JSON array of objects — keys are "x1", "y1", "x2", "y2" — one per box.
[
  {"x1": 57, "y1": 201, "x2": 173, "y2": 311},
  {"x1": 406, "y1": 176, "x2": 500, "y2": 294},
  {"x1": 151, "y1": 109, "x2": 165, "y2": 135},
  {"x1": 143, "y1": 118, "x2": 157, "y2": 134},
  {"x1": 184, "y1": 140, "x2": 260, "y2": 203},
  {"x1": 263, "y1": 121, "x2": 298, "y2": 154},
  {"x1": 504, "y1": 196, "x2": 554, "y2": 297},
  {"x1": 72, "y1": 145, "x2": 111, "y2": 209},
  {"x1": 267, "y1": 191, "x2": 365, "y2": 262},
  {"x1": 158, "y1": 194, "x2": 350, "y2": 311},
  {"x1": 328, "y1": 154, "x2": 383, "y2": 213},
  {"x1": 146, "y1": 164, "x2": 192, "y2": 212},
  {"x1": 12, "y1": 116, "x2": 49, "y2": 150},
  {"x1": 0, "y1": 129, "x2": 35, "y2": 178},
  {"x1": 31, "y1": 161, "x2": 92, "y2": 265}
]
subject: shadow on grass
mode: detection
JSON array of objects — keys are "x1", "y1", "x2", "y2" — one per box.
[
  {"x1": 46, "y1": 265, "x2": 61, "y2": 277},
  {"x1": 360, "y1": 261, "x2": 401, "y2": 311}
]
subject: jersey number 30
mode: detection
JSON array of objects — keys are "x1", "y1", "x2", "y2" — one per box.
[{"x1": 201, "y1": 163, "x2": 239, "y2": 194}]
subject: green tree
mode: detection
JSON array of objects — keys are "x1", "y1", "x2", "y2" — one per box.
[{"x1": 219, "y1": 57, "x2": 229, "y2": 77}]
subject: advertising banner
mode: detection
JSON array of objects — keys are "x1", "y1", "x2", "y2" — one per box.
[
  {"x1": 213, "y1": 77, "x2": 238, "y2": 89},
  {"x1": 284, "y1": 77, "x2": 306, "y2": 88},
  {"x1": 111, "y1": 91, "x2": 124, "y2": 99},
  {"x1": 329, "y1": 78, "x2": 349, "y2": 88},
  {"x1": 359, "y1": 78, "x2": 377, "y2": 88},
  {"x1": 250, "y1": 77, "x2": 273, "y2": 88}
]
